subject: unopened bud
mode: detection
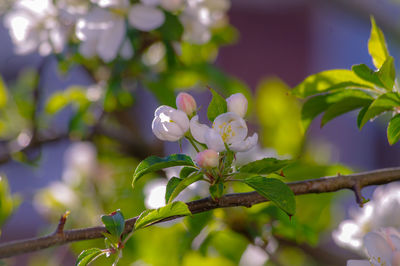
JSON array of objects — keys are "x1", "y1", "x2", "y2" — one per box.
[
  {"x1": 226, "y1": 93, "x2": 248, "y2": 118},
  {"x1": 176, "y1": 92, "x2": 197, "y2": 116},
  {"x1": 195, "y1": 149, "x2": 219, "y2": 169}
]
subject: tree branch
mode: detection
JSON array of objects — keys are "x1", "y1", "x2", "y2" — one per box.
[{"x1": 1, "y1": 166, "x2": 400, "y2": 258}]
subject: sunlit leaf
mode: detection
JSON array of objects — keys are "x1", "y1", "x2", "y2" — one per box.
[
  {"x1": 165, "y1": 173, "x2": 203, "y2": 203},
  {"x1": 238, "y1": 158, "x2": 291, "y2": 175},
  {"x1": 368, "y1": 16, "x2": 389, "y2": 69},
  {"x1": 352, "y1": 64, "x2": 384, "y2": 88},
  {"x1": 359, "y1": 92, "x2": 400, "y2": 128},
  {"x1": 301, "y1": 89, "x2": 372, "y2": 130},
  {"x1": 207, "y1": 87, "x2": 227, "y2": 121},
  {"x1": 76, "y1": 248, "x2": 106, "y2": 266},
  {"x1": 377, "y1": 56, "x2": 396, "y2": 91},
  {"x1": 132, "y1": 154, "x2": 195, "y2": 188},
  {"x1": 135, "y1": 201, "x2": 191, "y2": 230},
  {"x1": 292, "y1": 70, "x2": 374, "y2": 98},
  {"x1": 320, "y1": 94, "x2": 373, "y2": 127},
  {"x1": 243, "y1": 176, "x2": 296, "y2": 216},
  {"x1": 387, "y1": 114, "x2": 400, "y2": 145},
  {"x1": 101, "y1": 210, "x2": 125, "y2": 238}
]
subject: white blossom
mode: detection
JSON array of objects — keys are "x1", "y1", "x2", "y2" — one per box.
[
  {"x1": 62, "y1": 142, "x2": 97, "y2": 186},
  {"x1": 333, "y1": 183, "x2": 400, "y2": 253},
  {"x1": 179, "y1": 0, "x2": 230, "y2": 44},
  {"x1": 4, "y1": 0, "x2": 66, "y2": 55},
  {"x1": 226, "y1": 93, "x2": 248, "y2": 118},
  {"x1": 75, "y1": 7, "x2": 126, "y2": 62},
  {"x1": 152, "y1": 105, "x2": 190, "y2": 142},
  {"x1": 190, "y1": 112, "x2": 258, "y2": 152},
  {"x1": 347, "y1": 228, "x2": 400, "y2": 266},
  {"x1": 128, "y1": 4, "x2": 165, "y2": 32}
]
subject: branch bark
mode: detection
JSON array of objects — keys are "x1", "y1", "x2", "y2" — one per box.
[{"x1": 1, "y1": 166, "x2": 400, "y2": 258}]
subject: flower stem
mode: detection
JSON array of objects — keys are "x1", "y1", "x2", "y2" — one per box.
[{"x1": 186, "y1": 136, "x2": 200, "y2": 153}]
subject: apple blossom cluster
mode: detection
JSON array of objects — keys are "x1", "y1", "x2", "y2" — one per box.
[
  {"x1": 151, "y1": 91, "x2": 258, "y2": 168},
  {"x1": 347, "y1": 228, "x2": 400, "y2": 266},
  {"x1": 3, "y1": 0, "x2": 230, "y2": 61},
  {"x1": 333, "y1": 183, "x2": 400, "y2": 253}
]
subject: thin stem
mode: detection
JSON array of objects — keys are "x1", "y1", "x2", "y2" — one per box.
[{"x1": 186, "y1": 136, "x2": 200, "y2": 153}]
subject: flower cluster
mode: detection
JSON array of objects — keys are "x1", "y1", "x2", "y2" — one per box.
[
  {"x1": 3, "y1": 0, "x2": 230, "y2": 61},
  {"x1": 151, "y1": 91, "x2": 258, "y2": 169},
  {"x1": 333, "y1": 183, "x2": 400, "y2": 253},
  {"x1": 347, "y1": 228, "x2": 400, "y2": 266}
]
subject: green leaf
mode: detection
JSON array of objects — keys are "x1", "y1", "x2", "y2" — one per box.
[
  {"x1": 357, "y1": 104, "x2": 370, "y2": 129},
  {"x1": 368, "y1": 16, "x2": 389, "y2": 69},
  {"x1": 158, "y1": 12, "x2": 183, "y2": 41},
  {"x1": 292, "y1": 70, "x2": 374, "y2": 98},
  {"x1": 207, "y1": 87, "x2": 227, "y2": 121},
  {"x1": 0, "y1": 76, "x2": 8, "y2": 109},
  {"x1": 179, "y1": 167, "x2": 198, "y2": 179},
  {"x1": 352, "y1": 64, "x2": 385, "y2": 88},
  {"x1": 165, "y1": 173, "x2": 203, "y2": 203},
  {"x1": 301, "y1": 89, "x2": 373, "y2": 130},
  {"x1": 132, "y1": 154, "x2": 195, "y2": 188},
  {"x1": 101, "y1": 210, "x2": 125, "y2": 238},
  {"x1": 360, "y1": 92, "x2": 400, "y2": 128},
  {"x1": 238, "y1": 158, "x2": 291, "y2": 175},
  {"x1": 377, "y1": 56, "x2": 396, "y2": 90},
  {"x1": 45, "y1": 86, "x2": 88, "y2": 114},
  {"x1": 76, "y1": 248, "x2": 106, "y2": 266},
  {"x1": 165, "y1": 177, "x2": 182, "y2": 204},
  {"x1": 387, "y1": 114, "x2": 400, "y2": 145},
  {"x1": 209, "y1": 182, "x2": 224, "y2": 200},
  {"x1": 320, "y1": 94, "x2": 373, "y2": 127},
  {"x1": 243, "y1": 176, "x2": 296, "y2": 216},
  {"x1": 135, "y1": 201, "x2": 191, "y2": 230}
]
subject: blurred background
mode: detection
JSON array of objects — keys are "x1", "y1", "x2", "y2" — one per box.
[{"x1": 1, "y1": 0, "x2": 400, "y2": 265}]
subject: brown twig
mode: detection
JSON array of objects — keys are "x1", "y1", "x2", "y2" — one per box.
[{"x1": 1, "y1": 166, "x2": 400, "y2": 258}]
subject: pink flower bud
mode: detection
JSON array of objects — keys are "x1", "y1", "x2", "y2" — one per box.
[
  {"x1": 176, "y1": 92, "x2": 197, "y2": 116},
  {"x1": 226, "y1": 93, "x2": 248, "y2": 118},
  {"x1": 195, "y1": 149, "x2": 219, "y2": 169}
]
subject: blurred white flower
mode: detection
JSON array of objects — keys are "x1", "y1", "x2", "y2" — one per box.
[
  {"x1": 333, "y1": 183, "x2": 400, "y2": 253},
  {"x1": 62, "y1": 142, "x2": 97, "y2": 186},
  {"x1": 190, "y1": 112, "x2": 258, "y2": 152},
  {"x1": 180, "y1": 0, "x2": 230, "y2": 44},
  {"x1": 34, "y1": 181, "x2": 79, "y2": 215},
  {"x1": 4, "y1": 0, "x2": 66, "y2": 55},
  {"x1": 152, "y1": 105, "x2": 189, "y2": 142},
  {"x1": 347, "y1": 228, "x2": 400, "y2": 266},
  {"x1": 75, "y1": 7, "x2": 126, "y2": 62},
  {"x1": 144, "y1": 179, "x2": 166, "y2": 209},
  {"x1": 239, "y1": 244, "x2": 269, "y2": 266},
  {"x1": 160, "y1": 0, "x2": 183, "y2": 11},
  {"x1": 128, "y1": 4, "x2": 165, "y2": 32}
]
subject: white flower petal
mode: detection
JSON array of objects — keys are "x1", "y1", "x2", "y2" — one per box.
[
  {"x1": 97, "y1": 18, "x2": 125, "y2": 62},
  {"x1": 230, "y1": 133, "x2": 258, "y2": 152},
  {"x1": 120, "y1": 39, "x2": 134, "y2": 59},
  {"x1": 190, "y1": 115, "x2": 210, "y2": 144},
  {"x1": 364, "y1": 232, "x2": 392, "y2": 265},
  {"x1": 169, "y1": 109, "x2": 190, "y2": 132},
  {"x1": 205, "y1": 129, "x2": 225, "y2": 152},
  {"x1": 129, "y1": 4, "x2": 165, "y2": 31},
  {"x1": 141, "y1": 0, "x2": 160, "y2": 6},
  {"x1": 346, "y1": 260, "x2": 370, "y2": 266}
]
